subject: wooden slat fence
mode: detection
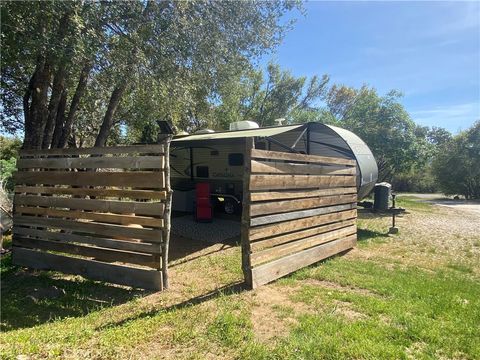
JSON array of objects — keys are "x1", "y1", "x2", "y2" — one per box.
[
  {"x1": 242, "y1": 139, "x2": 358, "y2": 288},
  {"x1": 11, "y1": 144, "x2": 171, "y2": 290}
]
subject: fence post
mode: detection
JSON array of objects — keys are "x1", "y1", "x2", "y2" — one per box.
[
  {"x1": 161, "y1": 135, "x2": 172, "y2": 289},
  {"x1": 241, "y1": 137, "x2": 254, "y2": 288}
]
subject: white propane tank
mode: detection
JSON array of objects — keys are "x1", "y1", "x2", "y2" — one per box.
[{"x1": 229, "y1": 121, "x2": 260, "y2": 131}]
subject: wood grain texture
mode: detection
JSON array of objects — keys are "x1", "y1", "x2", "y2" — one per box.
[
  {"x1": 250, "y1": 225, "x2": 357, "y2": 266},
  {"x1": 19, "y1": 144, "x2": 164, "y2": 157},
  {"x1": 250, "y1": 187, "x2": 357, "y2": 202},
  {"x1": 250, "y1": 203, "x2": 356, "y2": 227},
  {"x1": 241, "y1": 138, "x2": 254, "y2": 286},
  {"x1": 250, "y1": 235, "x2": 356, "y2": 288},
  {"x1": 13, "y1": 227, "x2": 161, "y2": 254},
  {"x1": 250, "y1": 219, "x2": 356, "y2": 251},
  {"x1": 251, "y1": 160, "x2": 356, "y2": 176},
  {"x1": 249, "y1": 209, "x2": 357, "y2": 241},
  {"x1": 13, "y1": 143, "x2": 169, "y2": 291},
  {"x1": 251, "y1": 149, "x2": 356, "y2": 166},
  {"x1": 15, "y1": 206, "x2": 164, "y2": 227},
  {"x1": 17, "y1": 156, "x2": 165, "y2": 170},
  {"x1": 13, "y1": 236, "x2": 157, "y2": 267},
  {"x1": 14, "y1": 194, "x2": 164, "y2": 216},
  {"x1": 12, "y1": 247, "x2": 163, "y2": 290},
  {"x1": 14, "y1": 186, "x2": 167, "y2": 200},
  {"x1": 14, "y1": 171, "x2": 165, "y2": 188},
  {"x1": 249, "y1": 174, "x2": 356, "y2": 191},
  {"x1": 250, "y1": 193, "x2": 357, "y2": 216},
  {"x1": 14, "y1": 216, "x2": 163, "y2": 242}
]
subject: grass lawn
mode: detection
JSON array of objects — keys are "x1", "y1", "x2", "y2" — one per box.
[{"x1": 1, "y1": 197, "x2": 479, "y2": 359}]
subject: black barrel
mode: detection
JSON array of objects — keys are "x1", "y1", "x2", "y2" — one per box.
[{"x1": 374, "y1": 182, "x2": 391, "y2": 211}]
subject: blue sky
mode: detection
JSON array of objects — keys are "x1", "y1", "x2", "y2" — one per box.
[{"x1": 263, "y1": 1, "x2": 480, "y2": 133}]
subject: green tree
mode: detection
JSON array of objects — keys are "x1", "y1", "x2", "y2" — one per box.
[
  {"x1": 432, "y1": 121, "x2": 480, "y2": 199},
  {"x1": 0, "y1": 136, "x2": 22, "y2": 192},
  {"x1": 324, "y1": 85, "x2": 424, "y2": 181},
  {"x1": 212, "y1": 63, "x2": 329, "y2": 130},
  {"x1": 1, "y1": 1, "x2": 300, "y2": 148}
]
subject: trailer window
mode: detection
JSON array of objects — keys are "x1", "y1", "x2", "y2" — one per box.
[
  {"x1": 228, "y1": 153, "x2": 244, "y2": 166},
  {"x1": 196, "y1": 166, "x2": 209, "y2": 178}
]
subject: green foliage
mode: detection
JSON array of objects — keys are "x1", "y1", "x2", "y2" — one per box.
[
  {"x1": 0, "y1": 157, "x2": 16, "y2": 193},
  {"x1": 392, "y1": 166, "x2": 439, "y2": 193},
  {"x1": 0, "y1": 136, "x2": 21, "y2": 192},
  {"x1": 324, "y1": 86, "x2": 427, "y2": 181},
  {"x1": 0, "y1": 136, "x2": 22, "y2": 159},
  {"x1": 432, "y1": 121, "x2": 480, "y2": 199},
  {"x1": 1, "y1": 1, "x2": 301, "y2": 146},
  {"x1": 210, "y1": 63, "x2": 329, "y2": 130}
]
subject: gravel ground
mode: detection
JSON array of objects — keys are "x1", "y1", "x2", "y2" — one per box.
[
  {"x1": 426, "y1": 200, "x2": 480, "y2": 216},
  {"x1": 171, "y1": 215, "x2": 241, "y2": 243}
]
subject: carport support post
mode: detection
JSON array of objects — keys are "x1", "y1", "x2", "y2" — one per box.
[
  {"x1": 241, "y1": 137, "x2": 254, "y2": 288},
  {"x1": 161, "y1": 136, "x2": 173, "y2": 289}
]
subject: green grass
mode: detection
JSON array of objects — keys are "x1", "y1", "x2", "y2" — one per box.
[{"x1": 1, "y1": 196, "x2": 479, "y2": 359}]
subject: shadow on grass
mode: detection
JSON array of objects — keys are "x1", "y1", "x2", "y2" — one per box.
[
  {"x1": 357, "y1": 228, "x2": 390, "y2": 242},
  {"x1": 0, "y1": 254, "x2": 147, "y2": 331},
  {"x1": 1, "y1": 231, "x2": 243, "y2": 333},
  {"x1": 95, "y1": 281, "x2": 247, "y2": 331}
]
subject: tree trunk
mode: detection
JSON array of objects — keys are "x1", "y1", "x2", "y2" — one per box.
[
  {"x1": 57, "y1": 61, "x2": 93, "y2": 148},
  {"x1": 50, "y1": 89, "x2": 67, "y2": 148},
  {"x1": 42, "y1": 64, "x2": 66, "y2": 148},
  {"x1": 22, "y1": 57, "x2": 51, "y2": 149},
  {"x1": 94, "y1": 80, "x2": 128, "y2": 147}
]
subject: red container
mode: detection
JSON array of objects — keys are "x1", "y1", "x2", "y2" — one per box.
[{"x1": 195, "y1": 183, "x2": 212, "y2": 222}]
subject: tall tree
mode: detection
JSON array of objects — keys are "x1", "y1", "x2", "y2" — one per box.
[
  {"x1": 324, "y1": 85, "x2": 423, "y2": 181},
  {"x1": 1, "y1": 1, "x2": 300, "y2": 148},
  {"x1": 432, "y1": 121, "x2": 480, "y2": 199},
  {"x1": 211, "y1": 63, "x2": 329, "y2": 130}
]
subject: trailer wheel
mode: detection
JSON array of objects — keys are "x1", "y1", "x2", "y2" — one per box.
[{"x1": 224, "y1": 198, "x2": 236, "y2": 215}]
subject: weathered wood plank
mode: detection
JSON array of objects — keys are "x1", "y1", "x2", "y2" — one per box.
[
  {"x1": 241, "y1": 138, "x2": 254, "y2": 287},
  {"x1": 160, "y1": 136, "x2": 173, "y2": 289},
  {"x1": 13, "y1": 236, "x2": 157, "y2": 268},
  {"x1": 14, "y1": 171, "x2": 165, "y2": 188},
  {"x1": 250, "y1": 235, "x2": 356, "y2": 288},
  {"x1": 17, "y1": 156, "x2": 165, "y2": 170},
  {"x1": 250, "y1": 187, "x2": 357, "y2": 202},
  {"x1": 249, "y1": 209, "x2": 357, "y2": 241},
  {"x1": 14, "y1": 195, "x2": 164, "y2": 216},
  {"x1": 251, "y1": 160, "x2": 356, "y2": 176},
  {"x1": 14, "y1": 216, "x2": 163, "y2": 242},
  {"x1": 251, "y1": 149, "x2": 356, "y2": 166},
  {"x1": 249, "y1": 174, "x2": 356, "y2": 191},
  {"x1": 250, "y1": 225, "x2": 357, "y2": 266},
  {"x1": 19, "y1": 144, "x2": 165, "y2": 157},
  {"x1": 15, "y1": 206, "x2": 164, "y2": 227},
  {"x1": 12, "y1": 247, "x2": 162, "y2": 290},
  {"x1": 13, "y1": 227, "x2": 161, "y2": 254},
  {"x1": 251, "y1": 219, "x2": 356, "y2": 251},
  {"x1": 250, "y1": 194, "x2": 357, "y2": 217},
  {"x1": 14, "y1": 186, "x2": 166, "y2": 200},
  {"x1": 250, "y1": 203, "x2": 356, "y2": 227}
]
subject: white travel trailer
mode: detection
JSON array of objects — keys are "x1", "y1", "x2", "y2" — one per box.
[{"x1": 170, "y1": 122, "x2": 378, "y2": 214}]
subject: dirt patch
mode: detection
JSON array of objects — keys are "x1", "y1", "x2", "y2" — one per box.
[
  {"x1": 331, "y1": 300, "x2": 367, "y2": 321},
  {"x1": 249, "y1": 285, "x2": 313, "y2": 342}
]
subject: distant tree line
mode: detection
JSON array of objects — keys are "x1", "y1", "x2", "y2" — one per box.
[{"x1": 1, "y1": 1, "x2": 478, "y2": 199}]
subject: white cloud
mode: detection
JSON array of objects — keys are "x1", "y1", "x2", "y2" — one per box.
[{"x1": 410, "y1": 102, "x2": 480, "y2": 132}]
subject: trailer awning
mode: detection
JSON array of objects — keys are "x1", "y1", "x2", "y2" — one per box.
[{"x1": 172, "y1": 124, "x2": 303, "y2": 142}]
